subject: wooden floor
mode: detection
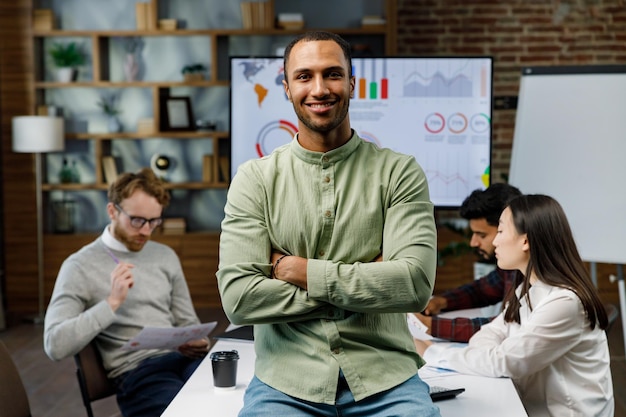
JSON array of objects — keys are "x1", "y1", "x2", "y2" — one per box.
[{"x1": 1, "y1": 311, "x2": 625, "y2": 417}]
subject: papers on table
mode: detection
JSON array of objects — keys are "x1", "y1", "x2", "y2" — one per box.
[
  {"x1": 121, "y1": 321, "x2": 218, "y2": 351},
  {"x1": 214, "y1": 325, "x2": 254, "y2": 343},
  {"x1": 407, "y1": 313, "x2": 433, "y2": 340}
]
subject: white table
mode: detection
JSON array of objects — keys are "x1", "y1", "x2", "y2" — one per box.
[{"x1": 162, "y1": 339, "x2": 527, "y2": 416}]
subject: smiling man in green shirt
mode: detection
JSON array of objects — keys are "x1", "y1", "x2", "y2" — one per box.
[{"x1": 217, "y1": 31, "x2": 439, "y2": 416}]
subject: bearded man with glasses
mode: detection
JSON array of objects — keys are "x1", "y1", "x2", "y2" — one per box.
[{"x1": 44, "y1": 167, "x2": 209, "y2": 417}]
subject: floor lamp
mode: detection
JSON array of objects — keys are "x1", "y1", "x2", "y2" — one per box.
[{"x1": 11, "y1": 116, "x2": 65, "y2": 323}]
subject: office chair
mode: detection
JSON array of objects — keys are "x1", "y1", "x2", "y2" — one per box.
[
  {"x1": 0, "y1": 340, "x2": 31, "y2": 417},
  {"x1": 74, "y1": 340, "x2": 117, "y2": 417}
]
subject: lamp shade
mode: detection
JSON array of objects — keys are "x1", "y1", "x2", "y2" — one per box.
[{"x1": 12, "y1": 116, "x2": 65, "y2": 153}]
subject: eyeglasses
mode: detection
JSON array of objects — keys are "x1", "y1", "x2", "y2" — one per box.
[{"x1": 114, "y1": 204, "x2": 163, "y2": 229}]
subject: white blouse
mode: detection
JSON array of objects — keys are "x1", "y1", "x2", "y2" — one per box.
[{"x1": 423, "y1": 280, "x2": 614, "y2": 417}]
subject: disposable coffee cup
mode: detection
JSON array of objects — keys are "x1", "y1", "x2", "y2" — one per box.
[{"x1": 210, "y1": 350, "x2": 239, "y2": 391}]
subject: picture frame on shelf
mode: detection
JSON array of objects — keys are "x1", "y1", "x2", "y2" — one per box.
[{"x1": 160, "y1": 96, "x2": 194, "y2": 131}]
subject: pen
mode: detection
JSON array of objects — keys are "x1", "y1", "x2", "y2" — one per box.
[
  {"x1": 105, "y1": 246, "x2": 134, "y2": 288},
  {"x1": 104, "y1": 247, "x2": 120, "y2": 264}
]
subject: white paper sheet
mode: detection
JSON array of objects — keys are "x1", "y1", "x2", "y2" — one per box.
[
  {"x1": 407, "y1": 313, "x2": 433, "y2": 340},
  {"x1": 121, "y1": 322, "x2": 218, "y2": 351}
]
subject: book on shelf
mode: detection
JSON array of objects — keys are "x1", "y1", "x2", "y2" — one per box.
[
  {"x1": 218, "y1": 156, "x2": 230, "y2": 182},
  {"x1": 102, "y1": 156, "x2": 118, "y2": 186},
  {"x1": 135, "y1": 3, "x2": 147, "y2": 30},
  {"x1": 241, "y1": 1, "x2": 274, "y2": 29},
  {"x1": 33, "y1": 9, "x2": 55, "y2": 31},
  {"x1": 202, "y1": 155, "x2": 214, "y2": 183},
  {"x1": 135, "y1": 2, "x2": 155, "y2": 30}
]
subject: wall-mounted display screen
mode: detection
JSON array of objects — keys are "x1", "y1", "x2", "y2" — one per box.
[{"x1": 230, "y1": 56, "x2": 493, "y2": 207}]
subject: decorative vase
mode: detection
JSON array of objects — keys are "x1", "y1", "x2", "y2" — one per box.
[
  {"x1": 108, "y1": 116, "x2": 122, "y2": 133},
  {"x1": 123, "y1": 53, "x2": 139, "y2": 82}
]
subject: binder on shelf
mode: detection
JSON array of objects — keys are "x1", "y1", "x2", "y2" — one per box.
[{"x1": 102, "y1": 156, "x2": 118, "y2": 185}]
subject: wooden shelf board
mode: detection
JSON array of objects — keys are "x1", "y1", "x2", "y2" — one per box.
[
  {"x1": 35, "y1": 80, "x2": 229, "y2": 88},
  {"x1": 33, "y1": 27, "x2": 387, "y2": 37},
  {"x1": 65, "y1": 131, "x2": 230, "y2": 140},
  {"x1": 42, "y1": 181, "x2": 228, "y2": 191}
]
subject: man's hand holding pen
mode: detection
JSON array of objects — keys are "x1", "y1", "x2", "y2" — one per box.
[{"x1": 107, "y1": 261, "x2": 135, "y2": 311}]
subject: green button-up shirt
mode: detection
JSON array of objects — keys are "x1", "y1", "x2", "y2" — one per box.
[{"x1": 217, "y1": 132, "x2": 436, "y2": 404}]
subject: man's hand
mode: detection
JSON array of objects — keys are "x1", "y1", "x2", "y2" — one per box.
[
  {"x1": 178, "y1": 338, "x2": 210, "y2": 359},
  {"x1": 414, "y1": 338, "x2": 433, "y2": 356},
  {"x1": 422, "y1": 295, "x2": 448, "y2": 316},
  {"x1": 107, "y1": 261, "x2": 135, "y2": 311}
]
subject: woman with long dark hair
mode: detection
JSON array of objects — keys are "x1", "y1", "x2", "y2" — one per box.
[{"x1": 416, "y1": 194, "x2": 613, "y2": 417}]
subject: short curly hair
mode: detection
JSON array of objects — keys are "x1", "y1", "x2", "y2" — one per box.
[
  {"x1": 459, "y1": 183, "x2": 522, "y2": 226},
  {"x1": 107, "y1": 167, "x2": 170, "y2": 207}
]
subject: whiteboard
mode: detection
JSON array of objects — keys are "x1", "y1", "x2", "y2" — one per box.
[{"x1": 509, "y1": 65, "x2": 626, "y2": 264}]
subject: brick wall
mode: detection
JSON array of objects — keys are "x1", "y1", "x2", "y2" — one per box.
[{"x1": 396, "y1": 0, "x2": 626, "y2": 182}]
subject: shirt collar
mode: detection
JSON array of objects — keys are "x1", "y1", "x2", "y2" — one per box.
[
  {"x1": 290, "y1": 130, "x2": 361, "y2": 165},
  {"x1": 102, "y1": 225, "x2": 129, "y2": 252}
]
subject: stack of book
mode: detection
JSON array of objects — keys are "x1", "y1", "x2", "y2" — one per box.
[
  {"x1": 137, "y1": 118, "x2": 154, "y2": 134},
  {"x1": 361, "y1": 15, "x2": 386, "y2": 29},
  {"x1": 240, "y1": 1, "x2": 274, "y2": 30},
  {"x1": 277, "y1": 13, "x2": 304, "y2": 30},
  {"x1": 161, "y1": 218, "x2": 186, "y2": 235}
]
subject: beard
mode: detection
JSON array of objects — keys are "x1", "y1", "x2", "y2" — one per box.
[
  {"x1": 112, "y1": 222, "x2": 148, "y2": 252},
  {"x1": 292, "y1": 97, "x2": 350, "y2": 134},
  {"x1": 476, "y1": 248, "x2": 497, "y2": 264}
]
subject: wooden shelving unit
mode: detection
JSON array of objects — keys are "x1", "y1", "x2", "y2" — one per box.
[{"x1": 31, "y1": 0, "x2": 396, "y2": 198}]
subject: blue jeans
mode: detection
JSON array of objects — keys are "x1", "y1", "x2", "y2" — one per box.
[
  {"x1": 113, "y1": 352, "x2": 202, "y2": 417},
  {"x1": 239, "y1": 372, "x2": 441, "y2": 417}
]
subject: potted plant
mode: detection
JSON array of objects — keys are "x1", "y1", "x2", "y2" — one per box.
[
  {"x1": 97, "y1": 93, "x2": 122, "y2": 132},
  {"x1": 49, "y1": 42, "x2": 86, "y2": 82},
  {"x1": 181, "y1": 63, "x2": 207, "y2": 82}
]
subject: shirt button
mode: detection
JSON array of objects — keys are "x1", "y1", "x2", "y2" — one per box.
[
  {"x1": 322, "y1": 156, "x2": 329, "y2": 163},
  {"x1": 319, "y1": 250, "x2": 325, "y2": 257},
  {"x1": 332, "y1": 348, "x2": 341, "y2": 355},
  {"x1": 324, "y1": 210, "x2": 331, "y2": 217},
  {"x1": 323, "y1": 176, "x2": 330, "y2": 183}
]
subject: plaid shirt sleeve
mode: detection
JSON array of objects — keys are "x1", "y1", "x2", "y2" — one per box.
[
  {"x1": 429, "y1": 268, "x2": 522, "y2": 342},
  {"x1": 430, "y1": 315, "x2": 492, "y2": 342}
]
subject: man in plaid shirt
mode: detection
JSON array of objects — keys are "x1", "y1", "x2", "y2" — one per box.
[{"x1": 413, "y1": 183, "x2": 523, "y2": 342}]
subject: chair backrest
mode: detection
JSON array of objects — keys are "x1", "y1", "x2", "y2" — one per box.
[
  {"x1": 74, "y1": 340, "x2": 117, "y2": 417},
  {"x1": 0, "y1": 340, "x2": 31, "y2": 417},
  {"x1": 605, "y1": 303, "x2": 619, "y2": 334}
]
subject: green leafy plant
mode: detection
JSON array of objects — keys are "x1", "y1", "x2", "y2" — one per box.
[
  {"x1": 181, "y1": 63, "x2": 207, "y2": 74},
  {"x1": 437, "y1": 221, "x2": 473, "y2": 266},
  {"x1": 49, "y1": 42, "x2": 86, "y2": 68},
  {"x1": 97, "y1": 93, "x2": 121, "y2": 116}
]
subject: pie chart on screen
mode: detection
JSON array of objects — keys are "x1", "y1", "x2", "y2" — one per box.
[{"x1": 255, "y1": 119, "x2": 298, "y2": 157}]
